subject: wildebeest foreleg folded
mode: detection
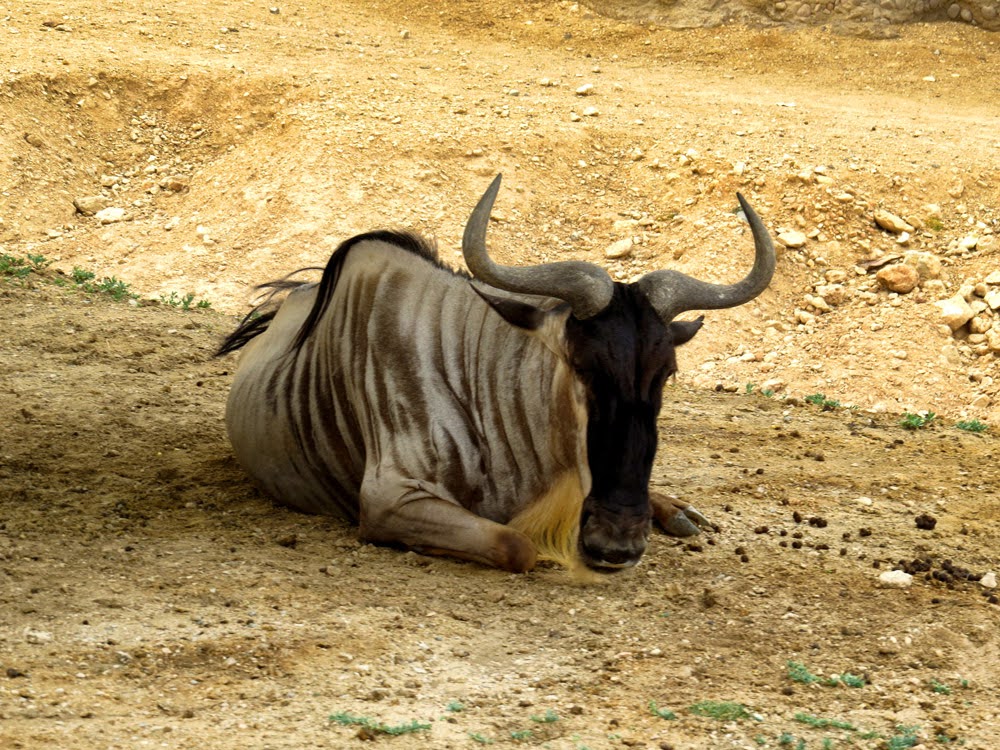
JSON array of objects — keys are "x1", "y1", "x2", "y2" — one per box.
[{"x1": 358, "y1": 474, "x2": 538, "y2": 572}]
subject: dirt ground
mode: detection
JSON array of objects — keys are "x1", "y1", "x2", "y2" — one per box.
[{"x1": 2, "y1": 1, "x2": 999, "y2": 748}]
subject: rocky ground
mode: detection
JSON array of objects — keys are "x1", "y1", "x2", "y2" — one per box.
[{"x1": 1, "y1": 1, "x2": 999, "y2": 749}]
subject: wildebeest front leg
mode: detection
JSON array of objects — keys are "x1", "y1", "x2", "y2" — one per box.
[
  {"x1": 650, "y1": 491, "x2": 711, "y2": 537},
  {"x1": 358, "y1": 476, "x2": 538, "y2": 572}
]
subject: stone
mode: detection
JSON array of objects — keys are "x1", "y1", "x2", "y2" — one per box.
[
  {"x1": 824, "y1": 269, "x2": 848, "y2": 284},
  {"x1": 874, "y1": 209, "x2": 914, "y2": 234},
  {"x1": 985, "y1": 289, "x2": 1000, "y2": 311},
  {"x1": 878, "y1": 570, "x2": 913, "y2": 588},
  {"x1": 969, "y1": 315, "x2": 993, "y2": 335},
  {"x1": 986, "y1": 329, "x2": 1000, "y2": 353},
  {"x1": 73, "y1": 195, "x2": 109, "y2": 216},
  {"x1": 904, "y1": 252, "x2": 943, "y2": 281},
  {"x1": 959, "y1": 236, "x2": 978, "y2": 251},
  {"x1": 935, "y1": 295, "x2": 975, "y2": 331},
  {"x1": 876, "y1": 264, "x2": 919, "y2": 294},
  {"x1": 777, "y1": 230, "x2": 807, "y2": 249},
  {"x1": 985, "y1": 271, "x2": 1000, "y2": 285},
  {"x1": 981, "y1": 571, "x2": 997, "y2": 589},
  {"x1": 95, "y1": 207, "x2": 126, "y2": 224},
  {"x1": 604, "y1": 238, "x2": 634, "y2": 260},
  {"x1": 581, "y1": 106, "x2": 599, "y2": 117},
  {"x1": 162, "y1": 175, "x2": 190, "y2": 193},
  {"x1": 575, "y1": 83, "x2": 594, "y2": 96},
  {"x1": 816, "y1": 283, "x2": 847, "y2": 306},
  {"x1": 24, "y1": 628, "x2": 53, "y2": 644}
]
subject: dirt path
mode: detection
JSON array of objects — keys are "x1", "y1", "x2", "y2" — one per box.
[{"x1": 2, "y1": 2, "x2": 1000, "y2": 748}]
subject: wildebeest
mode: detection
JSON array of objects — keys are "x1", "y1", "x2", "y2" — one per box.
[{"x1": 218, "y1": 175, "x2": 775, "y2": 573}]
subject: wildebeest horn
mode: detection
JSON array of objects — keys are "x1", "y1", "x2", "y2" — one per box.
[
  {"x1": 636, "y1": 193, "x2": 775, "y2": 323},
  {"x1": 462, "y1": 174, "x2": 615, "y2": 320}
]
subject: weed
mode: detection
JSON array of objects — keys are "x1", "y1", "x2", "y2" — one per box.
[
  {"x1": 930, "y1": 680, "x2": 952, "y2": 695},
  {"x1": 160, "y1": 291, "x2": 212, "y2": 310},
  {"x1": 446, "y1": 700, "x2": 465, "y2": 712},
  {"x1": 26, "y1": 254, "x2": 50, "y2": 270},
  {"x1": 688, "y1": 700, "x2": 752, "y2": 721},
  {"x1": 510, "y1": 729, "x2": 534, "y2": 740},
  {"x1": 926, "y1": 217, "x2": 944, "y2": 231},
  {"x1": 746, "y1": 383, "x2": 756, "y2": 394},
  {"x1": 648, "y1": 700, "x2": 677, "y2": 720},
  {"x1": 787, "y1": 661, "x2": 822, "y2": 685},
  {"x1": 901, "y1": 412, "x2": 935, "y2": 430},
  {"x1": 328, "y1": 711, "x2": 431, "y2": 736},
  {"x1": 955, "y1": 419, "x2": 988, "y2": 434},
  {"x1": 0, "y1": 253, "x2": 32, "y2": 279},
  {"x1": 94, "y1": 276, "x2": 136, "y2": 301},
  {"x1": 794, "y1": 712, "x2": 856, "y2": 730},
  {"x1": 887, "y1": 725, "x2": 921, "y2": 749},
  {"x1": 72, "y1": 267, "x2": 96, "y2": 284},
  {"x1": 805, "y1": 393, "x2": 840, "y2": 411},
  {"x1": 530, "y1": 709, "x2": 559, "y2": 724},
  {"x1": 469, "y1": 732, "x2": 494, "y2": 744},
  {"x1": 834, "y1": 673, "x2": 866, "y2": 688}
]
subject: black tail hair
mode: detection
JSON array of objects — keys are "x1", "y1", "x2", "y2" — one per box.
[{"x1": 215, "y1": 230, "x2": 442, "y2": 358}]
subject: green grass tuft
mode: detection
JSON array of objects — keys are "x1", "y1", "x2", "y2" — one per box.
[
  {"x1": 901, "y1": 412, "x2": 935, "y2": 430},
  {"x1": 955, "y1": 419, "x2": 988, "y2": 434},
  {"x1": 688, "y1": 700, "x2": 752, "y2": 721},
  {"x1": 329, "y1": 711, "x2": 431, "y2": 736},
  {"x1": 648, "y1": 700, "x2": 677, "y2": 720}
]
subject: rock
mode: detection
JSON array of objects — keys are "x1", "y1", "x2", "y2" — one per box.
[
  {"x1": 777, "y1": 230, "x2": 807, "y2": 249},
  {"x1": 935, "y1": 295, "x2": 975, "y2": 332},
  {"x1": 985, "y1": 270, "x2": 1000, "y2": 285},
  {"x1": 575, "y1": 83, "x2": 594, "y2": 96},
  {"x1": 904, "y1": 252, "x2": 943, "y2": 281},
  {"x1": 981, "y1": 571, "x2": 997, "y2": 589},
  {"x1": 94, "y1": 207, "x2": 126, "y2": 224},
  {"x1": 24, "y1": 132, "x2": 46, "y2": 148},
  {"x1": 824, "y1": 269, "x2": 848, "y2": 284},
  {"x1": 816, "y1": 284, "x2": 847, "y2": 306},
  {"x1": 73, "y1": 196, "x2": 110, "y2": 216},
  {"x1": 162, "y1": 175, "x2": 190, "y2": 193},
  {"x1": 876, "y1": 264, "x2": 919, "y2": 294},
  {"x1": 604, "y1": 238, "x2": 634, "y2": 260},
  {"x1": 969, "y1": 315, "x2": 993, "y2": 335},
  {"x1": 958, "y1": 236, "x2": 978, "y2": 251},
  {"x1": 581, "y1": 106, "x2": 599, "y2": 117},
  {"x1": 878, "y1": 570, "x2": 913, "y2": 588},
  {"x1": 988, "y1": 289, "x2": 1000, "y2": 311},
  {"x1": 24, "y1": 628, "x2": 54, "y2": 644},
  {"x1": 795, "y1": 309, "x2": 816, "y2": 326},
  {"x1": 985, "y1": 329, "x2": 1000, "y2": 353},
  {"x1": 874, "y1": 209, "x2": 913, "y2": 234}
]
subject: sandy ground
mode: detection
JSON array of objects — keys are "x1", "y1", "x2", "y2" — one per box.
[{"x1": 2, "y1": 1, "x2": 1000, "y2": 748}]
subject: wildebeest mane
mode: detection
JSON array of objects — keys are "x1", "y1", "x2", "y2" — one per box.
[{"x1": 216, "y1": 230, "x2": 447, "y2": 357}]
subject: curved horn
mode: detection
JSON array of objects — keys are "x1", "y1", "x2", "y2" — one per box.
[
  {"x1": 462, "y1": 174, "x2": 614, "y2": 320},
  {"x1": 637, "y1": 193, "x2": 775, "y2": 323}
]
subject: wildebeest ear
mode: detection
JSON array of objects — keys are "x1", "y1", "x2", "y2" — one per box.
[
  {"x1": 472, "y1": 285, "x2": 546, "y2": 330},
  {"x1": 669, "y1": 315, "x2": 704, "y2": 346}
]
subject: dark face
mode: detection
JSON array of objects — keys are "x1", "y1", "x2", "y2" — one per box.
[{"x1": 565, "y1": 284, "x2": 702, "y2": 571}]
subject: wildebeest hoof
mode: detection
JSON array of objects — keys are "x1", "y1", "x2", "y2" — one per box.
[{"x1": 650, "y1": 492, "x2": 710, "y2": 537}]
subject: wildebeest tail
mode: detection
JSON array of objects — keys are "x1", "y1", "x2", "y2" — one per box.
[{"x1": 215, "y1": 274, "x2": 322, "y2": 356}]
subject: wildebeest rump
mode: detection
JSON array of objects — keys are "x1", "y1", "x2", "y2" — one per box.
[{"x1": 218, "y1": 176, "x2": 775, "y2": 572}]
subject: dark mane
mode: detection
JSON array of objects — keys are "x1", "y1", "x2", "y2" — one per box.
[{"x1": 216, "y1": 230, "x2": 450, "y2": 357}]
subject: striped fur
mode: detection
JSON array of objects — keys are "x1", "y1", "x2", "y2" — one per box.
[{"x1": 221, "y1": 232, "x2": 592, "y2": 572}]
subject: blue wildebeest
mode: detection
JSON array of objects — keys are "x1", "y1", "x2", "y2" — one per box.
[{"x1": 218, "y1": 175, "x2": 775, "y2": 573}]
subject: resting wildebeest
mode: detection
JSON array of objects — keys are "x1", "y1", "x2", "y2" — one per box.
[{"x1": 218, "y1": 175, "x2": 775, "y2": 573}]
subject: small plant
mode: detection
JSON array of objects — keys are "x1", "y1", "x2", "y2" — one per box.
[
  {"x1": 901, "y1": 412, "x2": 936, "y2": 430},
  {"x1": 787, "y1": 660, "x2": 822, "y2": 685},
  {"x1": 446, "y1": 700, "x2": 465, "y2": 712},
  {"x1": 746, "y1": 383, "x2": 757, "y2": 394},
  {"x1": 887, "y1": 725, "x2": 921, "y2": 749},
  {"x1": 649, "y1": 700, "x2": 677, "y2": 720},
  {"x1": 328, "y1": 711, "x2": 431, "y2": 736},
  {"x1": 0, "y1": 253, "x2": 33, "y2": 279},
  {"x1": 161, "y1": 290, "x2": 212, "y2": 310},
  {"x1": 95, "y1": 276, "x2": 136, "y2": 301},
  {"x1": 72, "y1": 267, "x2": 96, "y2": 284},
  {"x1": 930, "y1": 680, "x2": 952, "y2": 695},
  {"x1": 926, "y1": 217, "x2": 944, "y2": 231},
  {"x1": 805, "y1": 393, "x2": 841, "y2": 411},
  {"x1": 530, "y1": 709, "x2": 559, "y2": 724},
  {"x1": 794, "y1": 712, "x2": 856, "y2": 730},
  {"x1": 469, "y1": 732, "x2": 494, "y2": 744},
  {"x1": 510, "y1": 729, "x2": 534, "y2": 740},
  {"x1": 688, "y1": 700, "x2": 752, "y2": 721},
  {"x1": 955, "y1": 419, "x2": 988, "y2": 434}
]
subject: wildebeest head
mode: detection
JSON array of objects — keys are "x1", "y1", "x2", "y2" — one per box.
[{"x1": 464, "y1": 175, "x2": 775, "y2": 570}]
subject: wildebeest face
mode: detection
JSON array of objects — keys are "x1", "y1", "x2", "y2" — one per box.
[{"x1": 566, "y1": 284, "x2": 702, "y2": 570}]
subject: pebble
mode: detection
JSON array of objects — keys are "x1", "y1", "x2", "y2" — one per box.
[
  {"x1": 981, "y1": 572, "x2": 997, "y2": 589},
  {"x1": 24, "y1": 628, "x2": 54, "y2": 644},
  {"x1": 874, "y1": 209, "x2": 914, "y2": 235},
  {"x1": 95, "y1": 207, "x2": 126, "y2": 224},
  {"x1": 73, "y1": 196, "x2": 110, "y2": 216},
  {"x1": 876, "y1": 264, "x2": 919, "y2": 294},
  {"x1": 959, "y1": 236, "x2": 978, "y2": 251},
  {"x1": 581, "y1": 106, "x2": 599, "y2": 117},
  {"x1": 878, "y1": 570, "x2": 913, "y2": 588},
  {"x1": 575, "y1": 83, "x2": 594, "y2": 96},
  {"x1": 605, "y1": 238, "x2": 634, "y2": 260},
  {"x1": 778, "y1": 230, "x2": 807, "y2": 249},
  {"x1": 935, "y1": 295, "x2": 975, "y2": 332}
]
